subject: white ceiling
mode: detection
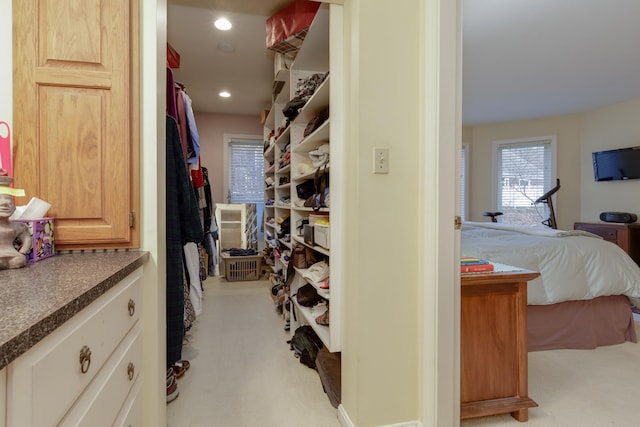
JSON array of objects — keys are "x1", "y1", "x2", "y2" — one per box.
[{"x1": 168, "y1": 0, "x2": 640, "y2": 126}]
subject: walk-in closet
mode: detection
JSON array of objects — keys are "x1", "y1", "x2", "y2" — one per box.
[{"x1": 164, "y1": 1, "x2": 342, "y2": 424}]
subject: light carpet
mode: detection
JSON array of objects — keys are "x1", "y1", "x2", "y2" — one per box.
[
  {"x1": 166, "y1": 276, "x2": 340, "y2": 427},
  {"x1": 169, "y1": 275, "x2": 640, "y2": 427}
]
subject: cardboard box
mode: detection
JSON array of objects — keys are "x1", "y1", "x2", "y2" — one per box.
[{"x1": 14, "y1": 217, "x2": 55, "y2": 262}]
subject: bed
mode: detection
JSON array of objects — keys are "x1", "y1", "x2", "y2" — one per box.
[{"x1": 462, "y1": 221, "x2": 640, "y2": 351}]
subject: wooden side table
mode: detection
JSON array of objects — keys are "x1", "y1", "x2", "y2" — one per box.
[
  {"x1": 460, "y1": 268, "x2": 540, "y2": 422},
  {"x1": 574, "y1": 222, "x2": 640, "y2": 266}
]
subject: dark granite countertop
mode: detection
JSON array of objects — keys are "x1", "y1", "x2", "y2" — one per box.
[{"x1": 0, "y1": 251, "x2": 149, "y2": 369}]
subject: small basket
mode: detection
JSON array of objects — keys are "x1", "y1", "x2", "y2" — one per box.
[{"x1": 221, "y1": 252, "x2": 262, "y2": 282}]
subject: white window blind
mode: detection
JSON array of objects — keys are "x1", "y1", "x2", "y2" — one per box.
[
  {"x1": 228, "y1": 141, "x2": 264, "y2": 203},
  {"x1": 496, "y1": 138, "x2": 554, "y2": 225}
]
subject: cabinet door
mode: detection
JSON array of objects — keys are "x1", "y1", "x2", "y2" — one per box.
[{"x1": 13, "y1": 0, "x2": 139, "y2": 249}]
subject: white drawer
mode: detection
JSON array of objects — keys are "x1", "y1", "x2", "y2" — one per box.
[
  {"x1": 112, "y1": 377, "x2": 142, "y2": 427},
  {"x1": 7, "y1": 268, "x2": 142, "y2": 427},
  {"x1": 0, "y1": 368, "x2": 6, "y2": 427},
  {"x1": 59, "y1": 323, "x2": 141, "y2": 427}
]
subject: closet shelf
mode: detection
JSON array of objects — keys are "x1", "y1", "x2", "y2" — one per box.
[
  {"x1": 292, "y1": 299, "x2": 330, "y2": 348},
  {"x1": 292, "y1": 235, "x2": 330, "y2": 257},
  {"x1": 292, "y1": 120, "x2": 330, "y2": 152}
]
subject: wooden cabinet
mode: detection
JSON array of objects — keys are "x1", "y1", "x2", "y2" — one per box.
[
  {"x1": 12, "y1": 0, "x2": 140, "y2": 250},
  {"x1": 574, "y1": 222, "x2": 640, "y2": 265},
  {"x1": 461, "y1": 269, "x2": 539, "y2": 422},
  {"x1": 6, "y1": 268, "x2": 142, "y2": 426}
]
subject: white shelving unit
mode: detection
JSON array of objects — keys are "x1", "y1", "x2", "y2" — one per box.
[
  {"x1": 214, "y1": 203, "x2": 257, "y2": 255},
  {"x1": 263, "y1": 3, "x2": 343, "y2": 353}
]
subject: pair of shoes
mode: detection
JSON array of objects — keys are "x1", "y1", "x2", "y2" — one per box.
[
  {"x1": 315, "y1": 308, "x2": 329, "y2": 326},
  {"x1": 167, "y1": 368, "x2": 179, "y2": 403},
  {"x1": 171, "y1": 360, "x2": 190, "y2": 378}
]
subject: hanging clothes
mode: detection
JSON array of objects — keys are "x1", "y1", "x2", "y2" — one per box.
[
  {"x1": 166, "y1": 115, "x2": 204, "y2": 366},
  {"x1": 184, "y1": 241, "x2": 203, "y2": 316},
  {"x1": 166, "y1": 68, "x2": 178, "y2": 120},
  {"x1": 182, "y1": 91, "x2": 201, "y2": 164}
]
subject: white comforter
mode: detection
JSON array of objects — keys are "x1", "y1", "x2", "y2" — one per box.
[{"x1": 462, "y1": 221, "x2": 640, "y2": 306}]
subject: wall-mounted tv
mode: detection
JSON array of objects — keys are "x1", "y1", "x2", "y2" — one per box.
[{"x1": 592, "y1": 146, "x2": 640, "y2": 181}]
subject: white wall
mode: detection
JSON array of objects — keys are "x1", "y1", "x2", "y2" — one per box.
[
  {"x1": 340, "y1": 0, "x2": 459, "y2": 426},
  {"x1": 140, "y1": 1, "x2": 167, "y2": 425},
  {"x1": 193, "y1": 112, "x2": 262, "y2": 204},
  {"x1": 580, "y1": 98, "x2": 640, "y2": 221}
]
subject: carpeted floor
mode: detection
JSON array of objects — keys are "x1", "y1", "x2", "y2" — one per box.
[
  {"x1": 168, "y1": 275, "x2": 640, "y2": 426},
  {"x1": 166, "y1": 275, "x2": 340, "y2": 427}
]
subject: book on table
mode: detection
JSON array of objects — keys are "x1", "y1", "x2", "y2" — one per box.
[{"x1": 461, "y1": 256, "x2": 494, "y2": 273}]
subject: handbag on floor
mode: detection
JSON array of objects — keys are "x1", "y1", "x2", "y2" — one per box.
[{"x1": 288, "y1": 325, "x2": 323, "y2": 370}]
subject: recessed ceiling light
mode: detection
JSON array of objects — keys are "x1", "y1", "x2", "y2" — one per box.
[
  {"x1": 219, "y1": 91, "x2": 231, "y2": 98},
  {"x1": 214, "y1": 18, "x2": 232, "y2": 31}
]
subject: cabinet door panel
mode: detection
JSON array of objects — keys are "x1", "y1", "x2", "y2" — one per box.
[{"x1": 13, "y1": 0, "x2": 136, "y2": 248}]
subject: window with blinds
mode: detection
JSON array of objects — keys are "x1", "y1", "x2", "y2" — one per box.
[
  {"x1": 494, "y1": 136, "x2": 556, "y2": 225},
  {"x1": 228, "y1": 141, "x2": 265, "y2": 203}
]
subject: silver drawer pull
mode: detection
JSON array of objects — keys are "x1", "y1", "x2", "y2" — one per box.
[
  {"x1": 128, "y1": 299, "x2": 136, "y2": 316},
  {"x1": 79, "y1": 346, "x2": 92, "y2": 374},
  {"x1": 127, "y1": 362, "x2": 135, "y2": 381}
]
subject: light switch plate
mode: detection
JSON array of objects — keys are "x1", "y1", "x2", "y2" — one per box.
[{"x1": 373, "y1": 147, "x2": 389, "y2": 174}]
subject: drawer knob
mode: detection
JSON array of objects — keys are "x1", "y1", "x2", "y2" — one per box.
[
  {"x1": 79, "y1": 346, "x2": 92, "y2": 374},
  {"x1": 127, "y1": 362, "x2": 135, "y2": 381},
  {"x1": 128, "y1": 299, "x2": 136, "y2": 316}
]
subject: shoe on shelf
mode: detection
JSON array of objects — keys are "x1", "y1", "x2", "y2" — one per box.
[
  {"x1": 166, "y1": 369, "x2": 179, "y2": 403},
  {"x1": 315, "y1": 308, "x2": 330, "y2": 326}
]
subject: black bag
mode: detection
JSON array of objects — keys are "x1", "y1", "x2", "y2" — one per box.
[
  {"x1": 303, "y1": 166, "x2": 329, "y2": 212},
  {"x1": 296, "y1": 180, "x2": 315, "y2": 200},
  {"x1": 287, "y1": 325, "x2": 324, "y2": 370},
  {"x1": 282, "y1": 95, "x2": 306, "y2": 120},
  {"x1": 295, "y1": 283, "x2": 322, "y2": 307},
  {"x1": 304, "y1": 106, "x2": 329, "y2": 137}
]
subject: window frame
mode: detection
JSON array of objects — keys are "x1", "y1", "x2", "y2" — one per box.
[
  {"x1": 223, "y1": 133, "x2": 264, "y2": 204},
  {"x1": 491, "y1": 135, "x2": 557, "y2": 225}
]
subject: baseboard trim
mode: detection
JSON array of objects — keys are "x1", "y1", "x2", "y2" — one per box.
[
  {"x1": 381, "y1": 422, "x2": 422, "y2": 427},
  {"x1": 337, "y1": 406, "x2": 422, "y2": 427},
  {"x1": 337, "y1": 404, "x2": 353, "y2": 427}
]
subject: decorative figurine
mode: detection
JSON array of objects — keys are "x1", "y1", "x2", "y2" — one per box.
[{"x1": 0, "y1": 170, "x2": 32, "y2": 269}]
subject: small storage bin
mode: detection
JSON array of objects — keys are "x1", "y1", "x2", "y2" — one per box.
[
  {"x1": 13, "y1": 217, "x2": 55, "y2": 262},
  {"x1": 221, "y1": 252, "x2": 262, "y2": 282},
  {"x1": 314, "y1": 223, "x2": 330, "y2": 249}
]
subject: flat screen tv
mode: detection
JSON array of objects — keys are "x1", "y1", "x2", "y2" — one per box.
[{"x1": 592, "y1": 146, "x2": 640, "y2": 181}]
